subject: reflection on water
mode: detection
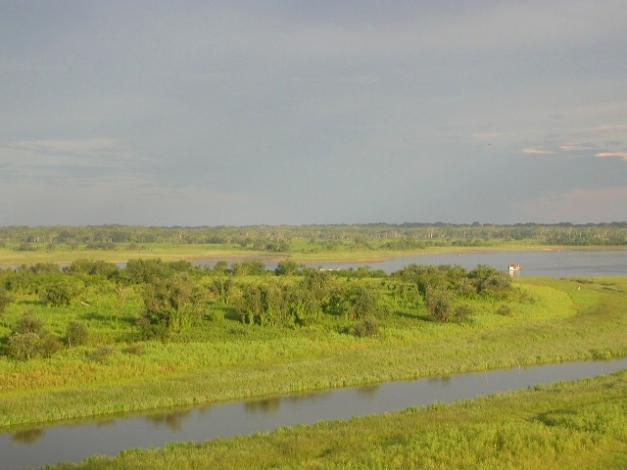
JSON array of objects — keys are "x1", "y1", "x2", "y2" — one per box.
[
  {"x1": 11, "y1": 428, "x2": 45, "y2": 445},
  {"x1": 427, "y1": 376, "x2": 452, "y2": 385},
  {"x1": 356, "y1": 385, "x2": 380, "y2": 396},
  {"x1": 145, "y1": 410, "x2": 193, "y2": 431},
  {"x1": 1, "y1": 358, "x2": 626, "y2": 470},
  {"x1": 244, "y1": 398, "x2": 281, "y2": 415}
]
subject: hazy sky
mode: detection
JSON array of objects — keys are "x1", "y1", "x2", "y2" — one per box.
[{"x1": 1, "y1": 0, "x2": 626, "y2": 225}]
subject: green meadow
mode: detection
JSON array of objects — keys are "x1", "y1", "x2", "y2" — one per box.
[
  {"x1": 0, "y1": 260, "x2": 625, "y2": 430},
  {"x1": 49, "y1": 370, "x2": 627, "y2": 469}
]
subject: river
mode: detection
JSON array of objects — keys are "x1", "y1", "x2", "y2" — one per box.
[{"x1": 1, "y1": 358, "x2": 626, "y2": 470}]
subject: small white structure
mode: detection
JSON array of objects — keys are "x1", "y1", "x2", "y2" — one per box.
[{"x1": 508, "y1": 263, "x2": 521, "y2": 276}]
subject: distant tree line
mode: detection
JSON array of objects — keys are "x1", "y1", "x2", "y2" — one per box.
[{"x1": 0, "y1": 222, "x2": 625, "y2": 253}]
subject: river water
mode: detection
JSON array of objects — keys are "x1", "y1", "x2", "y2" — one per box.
[
  {"x1": 295, "y1": 249, "x2": 627, "y2": 276},
  {"x1": 1, "y1": 358, "x2": 626, "y2": 470}
]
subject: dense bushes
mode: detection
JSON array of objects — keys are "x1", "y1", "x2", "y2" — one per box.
[
  {"x1": 396, "y1": 264, "x2": 511, "y2": 299},
  {"x1": 138, "y1": 274, "x2": 206, "y2": 338},
  {"x1": 39, "y1": 283, "x2": 75, "y2": 306},
  {"x1": 7, "y1": 312, "x2": 62, "y2": 360},
  {"x1": 0, "y1": 257, "x2": 522, "y2": 360}
]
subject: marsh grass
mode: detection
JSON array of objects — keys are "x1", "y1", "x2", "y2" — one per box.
[
  {"x1": 47, "y1": 371, "x2": 627, "y2": 469},
  {"x1": 0, "y1": 276, "x2": 625, "y2": 429}
]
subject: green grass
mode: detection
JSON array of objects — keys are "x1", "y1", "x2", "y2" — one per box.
[
  {"x1": 1, "y1": 277, "x2": 625, "y2": 430},
  {"x1": 48, "y1": 370, "x2": 627, "y2": 469},
  {"x1": 1, "y1": 242, "x2": 625, "y2": 267}
]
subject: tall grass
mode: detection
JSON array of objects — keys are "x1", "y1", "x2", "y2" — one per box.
[
  {"x1": 48, "y1": 370, "x2": 627, "y2": 469},
  {"x1": 0, "y1": 277, "x2": 625, "y2": 429}
]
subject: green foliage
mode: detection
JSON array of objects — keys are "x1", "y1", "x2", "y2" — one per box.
[
  {"x1": 496, "y1": 304, "x2": 513, "y2": 316},
  {"x1": 90, "y1": 345, "x2": 115, "y2": 363},
  {"x1": 468, "y1": 264, "x2": 512, "y2": 296},
  {"x1": 46, "y1": 372, "x2": 627, "y2": 470},
  {"x1": 274, "y1": 260, "x2": 301, "y2": 276},
  {"x1": 39, "y1": 283, "x2": 75, "y2": 306},
  {"x1": 0, "y1": 287, "x2": 14, "y2": 314},
  {"x1": 352, "y1": 315, "x2": 379, "y2": 337},
  {"x1": 454, "y1": 304, "x2": 473, "y2": 322},
  {"x1": 13, "y1": 311, "x2": 45, "y2": 335},
  {"x1": 0, "y1": 263, "x2": 625, "y2": 437},
  {"x1": 425, "y1": 287, "x2": 452, "y2": 322},
  {"x1": 139, "y1": 274, "x2": 206, "y2": 338},
  {"x1": 350, "y1": 286, "x2": 378, "y2": 319},
  {"x1": 69, "y1": 259, "x2": 119, "y2": 278},
  {"x1": 7, "y1": 314, "x2": 62, "y2": 360},
  {"x1": 231, "y1": 261, "x2": 265, "y2": 276},
  {"x1": 66, "y1": 321, "x2": 89, "y2": 347}
]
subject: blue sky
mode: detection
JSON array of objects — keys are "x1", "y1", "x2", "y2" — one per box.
[{"x1": 1, "y1": 0, "x2": 626, "y2": 225}]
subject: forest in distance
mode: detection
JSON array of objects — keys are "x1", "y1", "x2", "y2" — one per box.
[{"x1": 1, "y1": 223, "x2": 626, "y2": 254}]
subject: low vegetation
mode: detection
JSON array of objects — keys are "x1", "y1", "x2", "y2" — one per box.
[
  {"x1": 48, "y1": 370, "x2": 627, "y2": 469},
  {"x1": 0, "y1": 258, "x2": 625, "y2": 431}
]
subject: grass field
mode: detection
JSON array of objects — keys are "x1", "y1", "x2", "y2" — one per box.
[
  {"x1": 1, "y1": 242, "x2": 625, "y2": 267},
  {"x1": 1, "y1": 274, "x2": 625, "y2": 431},
  {"x1": 48, "y1": 370, "x2": 627, "y2": 469}
]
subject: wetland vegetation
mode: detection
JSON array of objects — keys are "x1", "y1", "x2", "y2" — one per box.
[
  {"x1": 47, "y1": 370, "x2": 627, "y2": 469},
  {"x1": 0, "y1": 257, "x2": 625, "y2": 431},
  {"x1": 1, "y1": 223, "x2": 626, "y2": 267}
]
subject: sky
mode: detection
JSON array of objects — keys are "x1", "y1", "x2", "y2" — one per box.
[{"x1": 1, "y1": 0, "x2": 626, "y2": 226}]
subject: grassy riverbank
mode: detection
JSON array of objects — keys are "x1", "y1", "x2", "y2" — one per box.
[
  {"x1": 49, "y1": 370, "x2": 627, "y2": 469},
  {"x1": 1, "y1": 271, "x2": 625, "y2": 430},
  {"x1": 1, "y1": 242, "x2": 626, "y2": 267}
]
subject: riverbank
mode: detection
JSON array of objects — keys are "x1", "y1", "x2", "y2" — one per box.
[
  {"x1": 1, "y1": 242, "x2": 626, "y2": 268},
  {"x1": 48, "y1": 369, "x2": 627, "y2": 469},
  {"x1": 1, "y1": 277, "x2": 626, "y2": 431}
]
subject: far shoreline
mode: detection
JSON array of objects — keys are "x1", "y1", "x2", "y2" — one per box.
[{"x1": 1, "y1": 243, "x2": 626, "y2": 268}]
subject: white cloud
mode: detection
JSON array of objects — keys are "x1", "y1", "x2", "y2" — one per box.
[
  {"x1": 595, "y1": 151, "x2": 627, "y2": 160},
  {"x1": 521, "y1": 147, "x2": 555, "y2": 155},
  {"x1": 518, "y1": 186, "x2": 627, "y2": 223}
]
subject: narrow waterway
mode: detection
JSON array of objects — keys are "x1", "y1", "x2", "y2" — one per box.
[{"x1": 1, "y1": 358, "x2": 625, "y2": 470}]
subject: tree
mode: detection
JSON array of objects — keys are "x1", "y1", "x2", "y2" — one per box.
[
  {"x1": 66, "y1": 321, "x2": 89, "y2": 347},
  {"x1": 274, "y1": 260, "x2": 301, "y2": 276},
  {"x1": 425, "y1": 287, "x2": 452, "y2": 322},
  {"x1": 352, "y1": 316, "x2": 379, "y2": 337},
  {"x1": 454, "y1": 304, "x2": 473, "y2": 322},
  {"x1": 351, "y1": 287, "x2": 377, "y2": 320},
  {"x1": 8, "y1": 313, "x2": 62, "y2": 360},
  {"x1": 139, "y1": 274, "x2": 205, "y2": 338},
  {"x1": 40, "y1": 283, "x2": 74, "y2": 306}
]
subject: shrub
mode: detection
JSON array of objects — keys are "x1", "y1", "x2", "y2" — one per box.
[
  {"x1": 353, "y1": 316, "x2": 379, "y2": 337},
  {"x1": 496, "y1": 304, "x2": 512, "y2": 316},
  {"x1": 0, "y1": 287, "x2": 14, "y2": 314},
  {"x1": 426, "y1": 287, "x2": 452, "y2": 322},
  {"x1": 275, "y1": 260, "x2": 301, "y2": 276},
  {"x1": 7, "y1": 333, "x2": 40, "y2": 360},
  {"x1": 139, "y1": 274, "x2": 205, "y2": 337},
  {"x1": 7, "y1": 330, "x2": 62, "y2": 360},
  {"x1": 454, "y1": 304, "x2": 473, "y2": 322},
  {"x1": 90, "y1": 345, "x2": 114, "y2": 363},
  {"x1": 351, "y1": 287, "x2": 377, "y2": 320},
  {"x1": 66, "y1": 321, "x2": 89, "y2": 347},
  {"x1": 40, "y1": 283, "x2": 74, "y2": 306},
  {"x1": 14, "y1": 312, "x2": 45, "y2": 335}
]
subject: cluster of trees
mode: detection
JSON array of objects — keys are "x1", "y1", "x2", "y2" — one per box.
[
  {"x1": 0, "y1": 258, "x2": 520, "y2": 357},
  {"x1": 2, "y1": 312, "x2": 89, "y2": 361},
  {"x1": 1, "y1": 222, "x2": 626, "y2": 252}
]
